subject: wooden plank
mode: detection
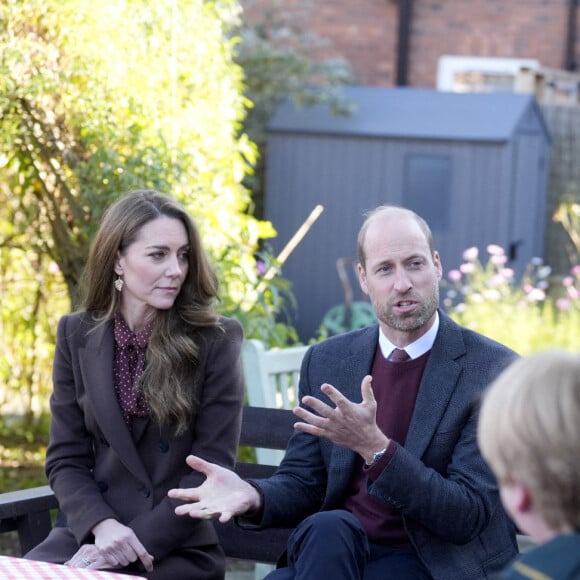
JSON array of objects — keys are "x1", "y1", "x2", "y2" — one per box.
[
  {"x1": 0, "y1": 486, "x2": 57, "y2": 518},
  {"x1": 239, "y1": 406, "x2": 296, "y2": 450}
]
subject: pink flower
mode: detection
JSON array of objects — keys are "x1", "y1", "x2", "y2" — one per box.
[
  {"x1": 462, "y1": 247, "x2": 479, "y2": 261},
  {"x1": 447, "y1": 269, "x2": 462, "y2": 282},
  {"x1": 48, "y1": 262, "x2": 60, "y2": 274},
  {"x1": 460, "y1": 263, "x2": 475, "y2": 274},
  {"x1": 562, "y1": 276, "x2": 574, "y2": 287},
  {"x1": 500, "y1": 268, "x2": 515, "y2": 279},
  {"x1": 556, "y1": 298, "x2": 571, "y2": 311},
  {"x1": 571, "y1": 265, "x2": 580, "y2": 277},
  {"x1": 567, "y1": 286, "x2": 579, "y2": 299},
  {"x1": 490, "y1": 254, "x2": 508, "y2": 265},
  {"x1": 486, "y1": 244, "x2": 504, "y2": 256}
]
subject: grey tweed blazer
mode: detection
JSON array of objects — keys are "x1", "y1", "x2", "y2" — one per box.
[{"x1": 256, "y1": 311, "x2": 518, "y2": 580}]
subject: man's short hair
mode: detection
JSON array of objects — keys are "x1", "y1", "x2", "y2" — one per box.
[{"x1": 357, "y1": 205, "x2": 435, "y2": 269}]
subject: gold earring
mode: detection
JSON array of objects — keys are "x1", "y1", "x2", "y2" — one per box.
[{"x1": 114, "y1": 276, "x2": 124, "y2": 292}]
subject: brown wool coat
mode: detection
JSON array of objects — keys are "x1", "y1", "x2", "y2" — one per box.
[{"x1": 25, "y1": 312, "x2": 244, "y2": 579}]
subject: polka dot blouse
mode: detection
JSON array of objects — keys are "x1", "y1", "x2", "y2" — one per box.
[{"x1": 113, "y1": 313, "x2": 153, "y2": 426}]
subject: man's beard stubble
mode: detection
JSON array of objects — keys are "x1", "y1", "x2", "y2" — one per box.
[{"x1": 378, "y1": 288, "x2": 439, "y2": 333}]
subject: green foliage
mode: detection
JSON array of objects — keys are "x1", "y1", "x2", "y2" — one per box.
[
  {"x1": 0, "y1": 0, "x2": 300, "y2": 429},
  {"x1": 443, "y1": 244, "x2": 580, "y2": 355},
  {"x1": 220, "y1": 247, "x2": 299, "y2": 347},
  {"x1": 0, "y1": 0, "x2": 260, "y2": 293},
  {"x1": 0, "y1": 413, "x2": 50, "y2": 491},
  {"x1": 0, "y1": 248, "x2": 68, "y2": 417}
]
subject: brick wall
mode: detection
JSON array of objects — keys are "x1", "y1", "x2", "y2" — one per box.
[{"x1": 240, "y1": 0, "x2": 580, "y2": 87}]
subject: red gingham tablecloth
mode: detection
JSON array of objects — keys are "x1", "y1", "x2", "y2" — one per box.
[{"x1": 0, "y1": 555, "x2": 146, "y2": 579}]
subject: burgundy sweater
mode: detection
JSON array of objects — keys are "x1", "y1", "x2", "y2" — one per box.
[{"x1": 343, "y1": 346, "x2": 430, "y2": 546}]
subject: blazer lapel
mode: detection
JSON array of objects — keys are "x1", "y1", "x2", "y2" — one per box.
[
  {"x1": 404, "y1": 313, "x2": 465, "y2": 458},
  {"x1": 337, "y1": 325, "x2": 379, "y2": 403},
  {"x1": 78, "y1": 321, "x2": 151, "y2": 485}
]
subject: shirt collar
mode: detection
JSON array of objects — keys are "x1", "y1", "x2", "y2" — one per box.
[{"x1": 378, "y1": 311, "x2": 439, "y2": 360}]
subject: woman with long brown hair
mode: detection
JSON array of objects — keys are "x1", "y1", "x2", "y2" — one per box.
[{"x1": 25, "y1": 189, "x2": 244, "y2": 579}]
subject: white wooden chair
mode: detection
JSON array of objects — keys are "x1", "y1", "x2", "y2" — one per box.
[
  {"x1": 241, "y1": 339, "x2": 309, "y2": 579},
  {"x1": 241, "y1": 339, "x2": 308, "y2": 466}
]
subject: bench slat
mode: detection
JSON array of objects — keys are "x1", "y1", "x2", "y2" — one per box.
[
  {"x1": 239, "y1": 406, "x2": 297, "y2": 449},
  {"x1": 0, "y1": 485, "x2": 58, "y2": 517}
]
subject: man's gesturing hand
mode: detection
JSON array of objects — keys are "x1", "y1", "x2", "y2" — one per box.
[
  {"x1": 293, "y1": 375, "x2": 389, "y2": 465},
  {"x1": 169, "y1": 455, "x2": 262, "y2": 523}
]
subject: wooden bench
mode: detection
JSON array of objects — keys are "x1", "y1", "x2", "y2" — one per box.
[
  {"x1": 0, "y1": 405, "x2": 297, "y2": 565},
  {"x1": 0, "y1": 404, "x2": 535, "y2": 567}
]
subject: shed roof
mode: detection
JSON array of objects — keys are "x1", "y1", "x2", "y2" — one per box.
[{"x1": 268, "y1": 86, "x2": 551, "y2": 142}]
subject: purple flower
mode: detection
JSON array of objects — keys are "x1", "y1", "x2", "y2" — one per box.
[{"x1": 256, "y1": 260, "x2": 267, "y2": 275}]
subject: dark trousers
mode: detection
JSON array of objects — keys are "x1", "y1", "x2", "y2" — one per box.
[{"x1": 265, "y1": 510, "x2": 433, "y2": 580}]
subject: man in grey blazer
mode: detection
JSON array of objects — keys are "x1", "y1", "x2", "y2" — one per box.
[{"x1": 170, "y1": 205, "x2": 519, "y2": 579}]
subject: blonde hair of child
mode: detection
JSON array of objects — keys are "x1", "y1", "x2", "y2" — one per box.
[{"x1": 478, "y1": 349, "x2": 580, "y2": 532}]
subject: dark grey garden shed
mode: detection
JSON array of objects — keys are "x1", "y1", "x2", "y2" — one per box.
[{"x1": 264, "y1": 86, "x2": 551, "y2": 342}]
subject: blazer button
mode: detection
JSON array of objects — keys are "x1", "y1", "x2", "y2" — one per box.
[
  {"x1": 139, "y1": 485, "x2": 151, "y2": 498},
  {"x1": 158, "y1": 440, "x2": 169, "y2": 453},
  {"x1": 97, "y1": 481, "x2": 109, "y2": 493}
]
